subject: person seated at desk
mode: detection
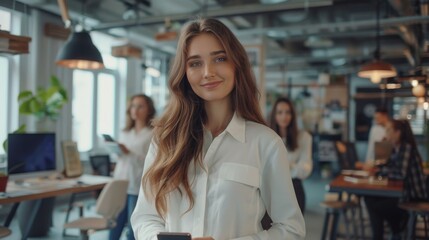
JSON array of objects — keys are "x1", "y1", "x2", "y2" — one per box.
[
  {"x1": 356, "y1": 106, "x2": 390, "y2": 170},
  {"x1": 364, "y1": 119, "x2": 428, "y2": 240}
]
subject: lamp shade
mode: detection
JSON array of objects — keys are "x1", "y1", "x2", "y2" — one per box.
[
  {"x1": 412, "y1": 84, "x2": 426, "y2": 97},
  {"x1": 56, "y1": 31, "x2": 104, "y2": 69},
  {"x1": 358, "y1": 60, "x2": 397, "y2": 83}
]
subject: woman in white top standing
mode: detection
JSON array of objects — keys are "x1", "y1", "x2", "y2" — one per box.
[
  {"x1": 269, "y1": 97, "x2": 313, "y2": 214},
  {"x1": 131, "y1": 18, "x2": 305, "y2": 240},
  {"x1": 110, "y1": 94, "x2": 155, "y2": 240}
]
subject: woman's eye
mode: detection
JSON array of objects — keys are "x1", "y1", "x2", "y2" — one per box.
[
  {"x1": 189, "y1": 61, "x2": 202, "y2": 68},
  {"x1": 215, "y1": 56, "x2": 227, "y2": 62}
]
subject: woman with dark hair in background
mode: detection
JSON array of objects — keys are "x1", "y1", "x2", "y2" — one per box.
[
  {"x1": 269, "y1": 97, "x2": 313, "y2": 214},
  {"x1": 364, "y1": 119, "x2": 427, "y2": 240},
  {"x1": 109, "y1": 94, "x2": 155, "y2": 240},
  {"x1": 131, "y1": 18, "x2": 305, "y2": 240}
]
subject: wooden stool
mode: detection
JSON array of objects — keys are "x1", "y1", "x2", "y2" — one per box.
[
  {"x1": 0, "y1": 226, "x2": 11, "y2": 238},
  {"x1": 320, "y1": 200, "x2": 360, "y2": 240},
  {"x1": 398, "y1": 202, "x2": 429, "y2": 240}
]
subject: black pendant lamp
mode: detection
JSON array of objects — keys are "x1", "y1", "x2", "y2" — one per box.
[{"x1": 56, "y1": 30, "x2": 104, "y2": 70}]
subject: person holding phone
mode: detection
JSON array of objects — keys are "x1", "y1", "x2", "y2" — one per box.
[
  {"x1": 131, "y1": 18, "x2": 305, "y2": 240},
  {"x1": 110, "y1": 94, "x2": 156, "y2": 240}
]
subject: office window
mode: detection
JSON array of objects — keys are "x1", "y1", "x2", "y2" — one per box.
[
  {"x1": 72, "y1": 70, "x2": 119, "y2": 152},
  {"x1": 142, "y1": 50, "x2": 169, "y2": 115},
  {"x1": 0, "y1": 57, "x2": 8, "y2": 155},
  {"x1": 0, "y1": 9, "x2": 11, "y2": 31},
  {"x1": 97, "y1": 73, "x2": 116, "y2": 137},
  {"x1": 72, "y1": 70, "x2": 94, "y2": 152}
]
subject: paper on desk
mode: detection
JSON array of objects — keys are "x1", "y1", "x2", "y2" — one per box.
[
  {"x1": 341, "y1": 170, "x2": 370, "y2": 177},
  {"x1": 344, "y1": 176, "x2": 388, "y2": 185}
]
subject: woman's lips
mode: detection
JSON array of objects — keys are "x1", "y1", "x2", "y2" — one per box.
[{"x1": 201, "y1": 81, "x2": 222, "y2": 89}]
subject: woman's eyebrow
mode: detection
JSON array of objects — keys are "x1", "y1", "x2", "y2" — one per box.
[
  {"x1": 187, "y1": 50, "x2": 226, "y2": 61},
  {"x1": 210, "y1": 50, "x2": 226, "y2": 56},
  {"x1": 186, "y1": 55, "x2": 200, "y2": 61}
]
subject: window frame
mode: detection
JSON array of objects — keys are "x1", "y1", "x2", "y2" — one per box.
[{"x1": 72, "y1": 68, "x2": 120, "y2": 153}]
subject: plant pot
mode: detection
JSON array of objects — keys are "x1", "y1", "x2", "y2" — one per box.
[{"x1": 0, "y1": 176, "x2": 8, "y2": 192}]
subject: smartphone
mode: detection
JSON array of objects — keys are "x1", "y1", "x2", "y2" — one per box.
[
  {"x1": 157, "y1": 232, "x2": 192, "y2": 240},
  {"x1": 102, "y1": 134, "x2": 115, "y2": 142}
]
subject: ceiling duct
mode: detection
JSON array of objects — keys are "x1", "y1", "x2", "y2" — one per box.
[{"x1": 92, "y1": 0, "x2": 333, "y2": 30}]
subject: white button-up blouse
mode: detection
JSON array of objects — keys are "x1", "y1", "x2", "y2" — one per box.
[
  {"x1": 131, "y1": 113, "x2": 305, "y2": 240},
  {"x1": 113, "y1": 127, "x2": 153, "y2": 195}
]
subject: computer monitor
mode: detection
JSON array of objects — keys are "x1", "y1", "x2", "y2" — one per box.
[{"x1": 7, "y1": 133, "x2": 57, "y2": 181}]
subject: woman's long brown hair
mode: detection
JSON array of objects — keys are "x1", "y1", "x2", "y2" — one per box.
[
  {"x1": 269, "y1": 97, "x2": 298, "y2": 151},
  {"x1": 143, "y1": 18, "x2": 266, "y2": 218}
]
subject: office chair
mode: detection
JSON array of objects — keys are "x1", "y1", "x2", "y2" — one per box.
[
  {"x1": 320, "y1": 141, "x2": 365, "y2": 240},
  {"x1": 63, "y1": 179, "x2": 128, "y2": 240},
  {"x1": 89, "y1": 155, "x2": 111, "y2": 177},
  {"x1": 334, "y1": 141, "x2": 359, "y2": 171},
  {"x1": 63, "y1": 154, "x2": 112, "y2": 237}
]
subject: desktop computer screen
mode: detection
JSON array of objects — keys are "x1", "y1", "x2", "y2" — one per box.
[{"x1": 7, "y1": 133, "x2": 57, "y2": 180}]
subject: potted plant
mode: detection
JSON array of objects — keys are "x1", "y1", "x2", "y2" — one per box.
[{"x1": 17, "y1": 75, "x2": 68, "y2": 131}]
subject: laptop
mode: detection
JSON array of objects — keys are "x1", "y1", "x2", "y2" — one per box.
[{"x1": 374, "y1": 141, "x2": 393, "y2": 164}]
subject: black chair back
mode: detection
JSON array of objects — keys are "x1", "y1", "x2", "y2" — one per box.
[
  {"x1": 335, "y1": 141, "x2": 359, "y2": 170},
  {"x1": 89, "y1": 155, "x2": 111, "y2": 176}
]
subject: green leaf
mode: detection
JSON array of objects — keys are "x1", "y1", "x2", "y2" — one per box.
[
  {"x1": 2, "y1": 124, "x2": 26, "y2": 153},
  {"x1": 50, "y1": 75, "x2": 61, "y2": 88},
  {"x1": 2, "y1": 140, "x2": 6, "y2": 153},
  {"x1": 39, "y1": 86, "x2": 58, "y2": 102},
  {"x1": 19, "y1": 100, "x2": 32, "y2": 114},
  {"x1": 58, "y1": 89, "x2": 68, "y2": 101},
  {"x1": 17, "y1": 91, "x2": 33, "y2": 101},
  {"x1": 14, "y1": 124, "x2": 27, "y2": 133},
  {"x1": 29, "y1": 99, "x2": 43, "y2": 113}
]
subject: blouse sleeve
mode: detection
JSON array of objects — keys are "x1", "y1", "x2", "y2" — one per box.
[
  {"x1": 256, "y1": 137, "x2": 306, "y2": 240},
  {"x1": 290, "y1": 131, "x2": 313, "y2": 179},
  {"x1": 131, "y1": 142, "x2": 166, "y2": 240}
]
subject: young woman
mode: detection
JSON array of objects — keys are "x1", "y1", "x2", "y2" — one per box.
[
  {"x1": 269, "y1": 97, "x2": 313, "y2": 214},
  {"x1": 131, "y1": 18, "x2": 305, "y2": 240},
  {"x1": 364, "y1": 119, "x2": 427, "y2": 240},
  {"x1": 109, "y1": 94, "x2": 155, "y2": 240}
]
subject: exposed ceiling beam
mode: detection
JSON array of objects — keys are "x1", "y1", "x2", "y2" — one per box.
[
  {"x1": 236, "y1": 15, "x2": 429, "y2": 37},
  {"x1": 92, "y1": 0, "x2": 333, "y2": 31}
]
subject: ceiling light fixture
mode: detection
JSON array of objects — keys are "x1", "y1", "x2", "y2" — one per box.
[
  {"x1": 358, "y1": 0, "x2": 396, "y2": 83},
  {"x1": 56, "y1": 31, "x2": 104, "y2": 69},
  {"x1": 379, "y1": 78, "x2": 401, "y2": 90},
  {"x1": 412, "y1": 84, "x2": 426, "y2": 97},
  {"x1": 55, "y1": 0, "x2": 104, "y2": 70},
  {"x1": 141, "y1": 63, "x2": 160, "y2": 78}
]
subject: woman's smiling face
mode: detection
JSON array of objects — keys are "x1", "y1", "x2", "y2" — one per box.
[{"x1": 185, "y1": 33, "x2": 235, "y2": 103}]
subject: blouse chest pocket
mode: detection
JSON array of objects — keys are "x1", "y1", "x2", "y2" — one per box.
[{"x1": 219, "y1": 162, "x2": 260, "y2": 188}]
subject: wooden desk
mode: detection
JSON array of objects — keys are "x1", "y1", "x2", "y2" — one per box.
[
  {"x1": 0, "y1": 174, "x2": 112, "y2": 240},
  {"x1": 324, "y1": 175, "x2": 403, "y2": 239},
  {"x1": 328, "y1": 175, "x2": 403, "y2": 198}
]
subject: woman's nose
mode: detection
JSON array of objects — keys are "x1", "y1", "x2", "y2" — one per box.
[{"x1": 204, "y1": 63, "x2": 215, "y2": 79}]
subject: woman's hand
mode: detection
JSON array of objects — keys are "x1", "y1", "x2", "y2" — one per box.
[
  {"x1": 193, "y1": 237, "x2": 214, "y2": 240},
  {"x1": 118, "y1": 143, "x2": 130, "y2": 154}
]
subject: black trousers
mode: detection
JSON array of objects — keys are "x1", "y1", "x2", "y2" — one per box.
[
  {"x1": 261, "y1": 178, "x2": 306, "y2": 230},
  {"x1": 292, "y1": 178, "x2": 306, "y2": 214},
  {"x1": 364, "y1": 196, "x2": 408, "y2": 240}
]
